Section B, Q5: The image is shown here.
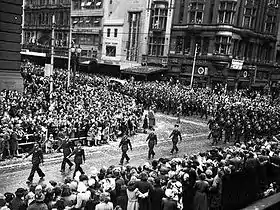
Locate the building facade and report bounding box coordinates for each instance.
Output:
[0,0,24,91]
[147,0,280,89]
[99,0,149,69]
[70,0,103,61]
[22,0,70,59]
[142,0,175,68]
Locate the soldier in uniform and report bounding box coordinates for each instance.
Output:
[146,131,157,159]
[234,121,242,144]
[24,143,45,183]
[60,137,74,173]
[119,135,132,165]
[211,123,220,145]
[224,120,232,143]
[169,124,182,154]
[68,141,85,178]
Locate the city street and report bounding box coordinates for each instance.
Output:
[0,113,211,193]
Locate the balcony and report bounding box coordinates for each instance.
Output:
[71,8,104,17]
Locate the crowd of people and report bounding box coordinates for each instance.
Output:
[0,62,143,159]
[1,62,280,210]
[1,135,280,210]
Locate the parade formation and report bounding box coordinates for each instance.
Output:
[0,62,280,210]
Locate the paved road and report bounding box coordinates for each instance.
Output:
[0,114,211,193]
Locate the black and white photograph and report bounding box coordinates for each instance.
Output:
[1,0,280,209]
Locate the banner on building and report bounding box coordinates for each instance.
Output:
[230,59,244,70]
[44,64,52,77]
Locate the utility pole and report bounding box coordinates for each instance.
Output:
[190,44,198,89]
[67,2,72,90]
[50,14,55,100]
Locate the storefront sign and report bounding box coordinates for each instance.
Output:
[230,59,244,70]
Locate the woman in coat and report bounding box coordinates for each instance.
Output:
[193,173,209,210]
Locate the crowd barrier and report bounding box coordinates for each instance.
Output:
[222,162,280,210]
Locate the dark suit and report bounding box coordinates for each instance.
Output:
[169,129,182,154]
[27,147,45,182]
[151,186,164,210]
[146,133,157,159]
[60,141,73,171]
[119,137,132,164]
[69,147,85,178]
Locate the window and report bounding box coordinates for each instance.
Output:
[148,37,165,56]
[72,16,101,27]
[73,34,99,46]
[106,46,116,57]
[74,0,103,10]
[110,0,112,4]
[188,1,204,24]
[107,28,111,37]
[150,3,168,30]
[175,36,183,54]
[114,29,118,37]
[265,15,276,33]
[202,37,209,55]
[218,1,237,24]
[179,0,185,23]
[242,8,256,28]
[215,36,232,55]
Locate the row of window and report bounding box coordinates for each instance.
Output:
[25,12,69,27]
[73,0,102,10]
[177,1,277,34]
[169,35,274,63]
[72,16,102,27]
[106,28,118,38]
[24,31,68,47]
[26,0,70,6]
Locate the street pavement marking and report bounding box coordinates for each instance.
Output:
[156,113,208,127]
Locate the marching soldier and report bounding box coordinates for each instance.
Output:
[24,142,45,184]
[146,131,157,159]
[68,141,85,178]
[60,137,74,173]
[169,124,182,154]
[119,135,132,165]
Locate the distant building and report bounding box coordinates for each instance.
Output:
[0,0,24,91]
[143,0,280,90]
[22,0,70,61]
[100,0,149,70]
[70,0,103,61]
[142,0,175,68]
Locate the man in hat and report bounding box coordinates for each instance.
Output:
[119,135,132,165]
[146,131,157,159]
[27,192,48,210]
[24,142,45,184]
[169,124,182,154]
[11,188,27,210]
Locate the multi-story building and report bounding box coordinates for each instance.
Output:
[70,0,103,61]
[142,0,175,68]
[0,0,24,91]
[23,0,70,59]
[154,0,280,90]
[99,0,149,69]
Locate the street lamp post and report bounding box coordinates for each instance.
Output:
[71,46,81,87]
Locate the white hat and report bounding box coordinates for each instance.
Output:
[165,189,174,198]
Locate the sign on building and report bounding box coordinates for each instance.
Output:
[230,59,244,70]
[44,64,52,77]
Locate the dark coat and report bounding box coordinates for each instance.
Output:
[146,133,157,148]
[150,186,164,210]
[134,180,153,210]
[61,141,72,157]
[70,147,85,164]
[161,197,178,210]
[26,147,44,165]
[169,130,182,143]
[119,137,132,152]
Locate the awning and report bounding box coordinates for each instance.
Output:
[216,31,241,40]
[121,66,168,75]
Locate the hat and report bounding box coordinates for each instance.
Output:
[35,192,45,202]
[165,189,174,198]
[15,188,26,197]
